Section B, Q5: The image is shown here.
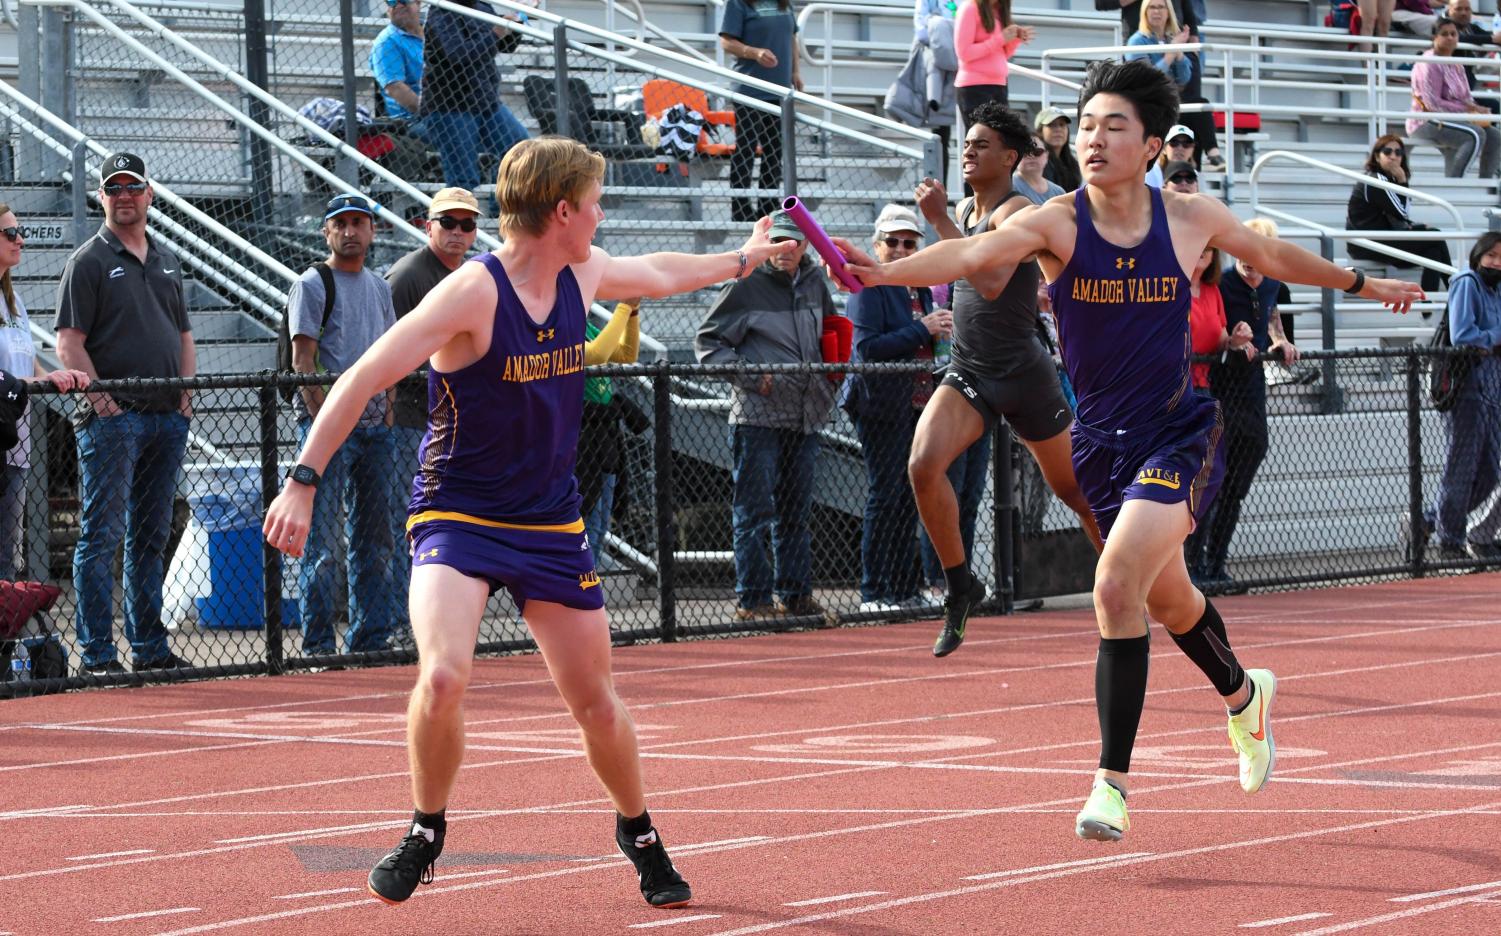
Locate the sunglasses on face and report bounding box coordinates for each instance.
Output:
[0,227,20,243]
[102,181,148,197]
[1379,146,1404,157]
[1168,175,1195,185]
[386,0,414,6]
[433,215,477,232]
[882,237,919,250]
[1168,138,1194,148]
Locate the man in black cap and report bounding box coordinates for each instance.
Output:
[1162,159,1200,195]
[56,152,195,676]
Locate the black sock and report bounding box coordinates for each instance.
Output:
[412,809,445,843]
[617,809,653,839]
[943,562,974,596]
[1096,633,1151,774]
[1168,599,1246,697]
[1227,678,1257,716]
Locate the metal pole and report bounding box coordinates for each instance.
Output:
[244,0,275,249]
[1406,350,1425,579]
[991,425,1015,615]
[70,140,89,248]
[554,24,571,139]
[781,94,798,199]
[39,8,68,186]
[17,2,41,183]
[1318,236,1342,414]
[260,381,285,675]
[338,0,359,186]
[652,365,677,642]
[23,401,49,582]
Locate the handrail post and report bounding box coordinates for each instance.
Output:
[337,0,359,186]
[17,0,43,182]
[244,0,275,252]
[1406,349,1425,579]
[70,139,89,247]
[555,23,571,139]
[1318,235,1343,414]
[652,364,677,642]
[260,379,285,675]
[1221,48,1234,205]
[991,424,1015,615]
[781,94,798,199]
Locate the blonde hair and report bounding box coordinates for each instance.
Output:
[494,137,607,239]
[1138,0,1180,39]
[1243,217,1279,239]
[0,203,14,320]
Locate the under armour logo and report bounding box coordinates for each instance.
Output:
[114,156,130,169]
[536,328,555,343]
[418,547,439,561]
[1115,257,1136,270]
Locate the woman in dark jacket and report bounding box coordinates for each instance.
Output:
[1346,134,1453,295]
[839,205,952,611]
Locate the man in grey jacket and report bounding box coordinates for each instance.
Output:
[695,211,837,623]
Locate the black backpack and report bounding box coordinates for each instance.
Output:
[276,263,334,403]
[1427,301,1478,413]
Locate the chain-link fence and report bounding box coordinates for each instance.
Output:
[2,348,1496,697]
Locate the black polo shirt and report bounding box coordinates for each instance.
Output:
[56,225,191,415]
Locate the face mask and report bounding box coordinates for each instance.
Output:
[1480,267,1501,288]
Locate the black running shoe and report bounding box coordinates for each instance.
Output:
[933,577,986,658]
[615,826,692,908]
[368,821,444,905]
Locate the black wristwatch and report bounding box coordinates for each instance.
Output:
[287,464,320,489]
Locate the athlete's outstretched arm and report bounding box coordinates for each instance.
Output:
[1203,199,1425,312]
[838,208,1050,290]
[589,216,795,299]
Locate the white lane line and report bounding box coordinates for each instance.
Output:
[784,892,886,907]
[963,853,1152,881]
[628,916,722,929]
[92,907,199,923]
[573,836,771,861]
[1241,913,1332,928]
[1390,879,1501,902]
[271,888,361,900]
[66,848,154,861]
[1295,890,1501,934]
[434,869,511,881]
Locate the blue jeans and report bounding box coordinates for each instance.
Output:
[298,421,395,655]
[389,424,426,633]
[920,429,993,585]
[0,464,24,581]
[74,411,189,666]
[1430,386,1501,547]
[412,107,529,194]
[730,425,819,608]
[854,411,921,603]
[583,472,617,568]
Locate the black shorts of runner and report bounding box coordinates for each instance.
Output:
[940,353,1073,442]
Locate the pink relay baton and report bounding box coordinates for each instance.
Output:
[781,196,863,293]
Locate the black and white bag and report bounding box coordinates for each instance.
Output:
[655,104,706,160]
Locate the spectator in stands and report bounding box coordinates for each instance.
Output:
[384,187,480,640]
[371,0,424,122]
[1446,0,1501,115]
[56,153,195,675]
[1161,158,1199,193]
[1125,0,1224,171]
[1356,0,1396,50]
[1427,231,1501,561]
[1187,243,1247,398]
[1409,19,1501,179]
[1014,131,1065,204]
[954,0,1033,132]
[1392,0,1443,37]
[719,0,802,222]
[1100,0,1198,39]
[1036,106,1082,191]
[1145,124,1198,186]
[911,0,959,183]
[1188,217,1299,592]
[579,298,647,571]
[0,204,89,581]
[1345,134,1453,295]
[695,210,836,624]
[289,193,397,658]
[418,0,529,199]
[839,204,951,612]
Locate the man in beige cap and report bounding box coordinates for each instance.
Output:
[383,186,482,638]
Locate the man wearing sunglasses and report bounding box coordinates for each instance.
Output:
[384,187,482,640]
[287,192,398,660]
[56,151,196,675]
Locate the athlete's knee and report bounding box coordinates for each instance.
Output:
[416,660,471,713]
[1093,567,1146,622]
[1147,590,1201,634]
[908,448,947,495]
[569,687,626,737]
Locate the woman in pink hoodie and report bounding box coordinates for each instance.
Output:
[953,0,1032,130]
[1408,18,1499,178]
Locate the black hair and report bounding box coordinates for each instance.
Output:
[1076,58,1181,145]
[966,101,1044,166]
[1434,16,1459,37]
[1365,133,1412,181]
[1469,231,1501,270]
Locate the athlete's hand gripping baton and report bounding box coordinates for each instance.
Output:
[781,196,863,293]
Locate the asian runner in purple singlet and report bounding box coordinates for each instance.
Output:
[264,137,797,909]
[833,59,1422,843]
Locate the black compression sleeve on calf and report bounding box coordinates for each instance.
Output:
[1096,634,1151,774]
[1168,598,1246,697]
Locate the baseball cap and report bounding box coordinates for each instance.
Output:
[101,152,147,184]
[1165,124,1196,145]
[873,203,922,236]
[766,210,805,242]
[1034,106,1071,130]
[324,192,379,221]
[429,187,483,217]
[1163,160,1198,183]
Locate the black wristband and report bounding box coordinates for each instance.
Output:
[1343,267,1365,296]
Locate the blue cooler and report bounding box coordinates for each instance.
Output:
[190,489,301,631]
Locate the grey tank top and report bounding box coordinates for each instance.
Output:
[949,191,1048,379]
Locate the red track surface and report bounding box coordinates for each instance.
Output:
[5,575,1501,935]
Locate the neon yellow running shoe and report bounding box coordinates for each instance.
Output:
[1074,779,1129,842]
[1227,668,1277,794]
